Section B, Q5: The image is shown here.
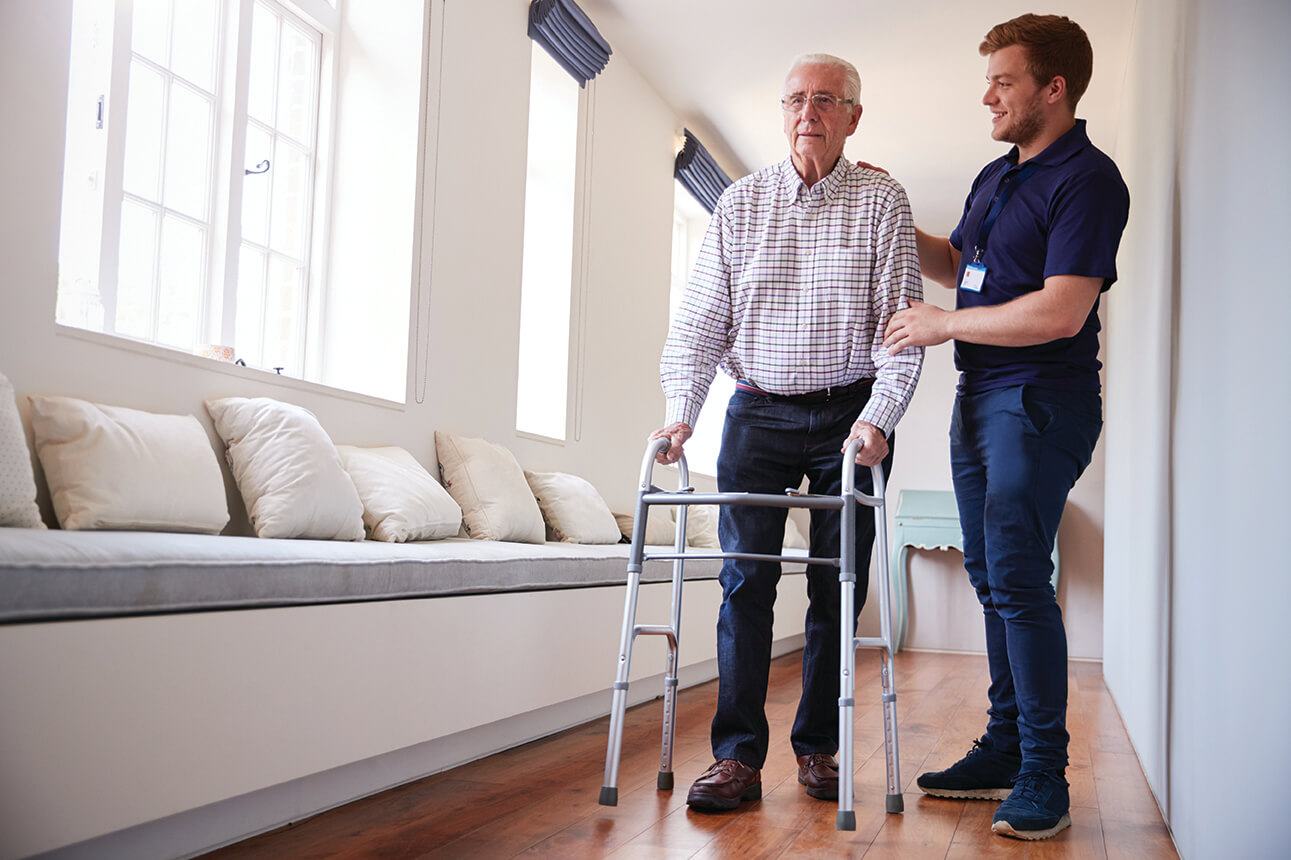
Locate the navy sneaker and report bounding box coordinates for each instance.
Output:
[916,736,1021,800]
[991,770,1072,840]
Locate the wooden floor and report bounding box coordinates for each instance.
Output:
[202,651,1177,859]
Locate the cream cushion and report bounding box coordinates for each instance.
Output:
[336,445,461,542]
[0,374,45,528]
[613,510,676,546]
[28,395,228,533]
[434,431,545,544]
[524,471,621,545]
[205,396,364,541]
[674,504,720,548]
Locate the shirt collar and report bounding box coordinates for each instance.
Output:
[1004,118,1091,169]
[779,155,851,204]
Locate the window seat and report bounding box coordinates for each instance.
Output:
[0,528,766,625]
[0,526,810,860]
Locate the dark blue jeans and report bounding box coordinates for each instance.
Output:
[950,384,1102,774]
[711,386,893,768]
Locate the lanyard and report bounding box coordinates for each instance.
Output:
[972,161,1039,263]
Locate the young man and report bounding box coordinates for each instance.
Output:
[883,14,1129,840]
[655,54,922,811]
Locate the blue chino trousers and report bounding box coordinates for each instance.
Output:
[950,384,1102,774]
[711,386,893,768]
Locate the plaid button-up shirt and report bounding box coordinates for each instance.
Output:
[661,156,924,435]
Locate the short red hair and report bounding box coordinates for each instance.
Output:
[980,14,1093,111]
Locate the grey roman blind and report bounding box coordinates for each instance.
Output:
[527,0,612,86]
[675,129,733,214]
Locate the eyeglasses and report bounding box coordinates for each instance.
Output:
[780,93,854,113]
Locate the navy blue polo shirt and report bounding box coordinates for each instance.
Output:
[948,119,1130,394]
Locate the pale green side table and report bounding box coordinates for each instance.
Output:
[890,489,1059,652]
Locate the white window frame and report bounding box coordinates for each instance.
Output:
[58,0,337,376]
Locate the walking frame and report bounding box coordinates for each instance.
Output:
[598,436,903,830]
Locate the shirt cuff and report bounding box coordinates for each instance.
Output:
[665,397,701,429]
[858,393,902,437]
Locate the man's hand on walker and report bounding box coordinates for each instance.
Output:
[843,420,888,467]
[649,422,693,465]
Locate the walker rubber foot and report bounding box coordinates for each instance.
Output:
[886,793,904,813]
[599,786,618,806]
[837,809,856,831]
[657,771,674,791]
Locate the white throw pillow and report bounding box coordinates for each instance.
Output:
[524,471,621,545]
[336,445,462,542]
[434,431,545,544]
[28,395,228,533]
[613,510,676,546]
[0,373,44,528]
[205,396,364,541]
[674,504,720,548]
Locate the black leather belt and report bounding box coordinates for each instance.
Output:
[736,378,873,405]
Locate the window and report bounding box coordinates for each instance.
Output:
[670,182,730,476]
[234,2,323,372]
[58,0,330,378]
[516,42,582,440]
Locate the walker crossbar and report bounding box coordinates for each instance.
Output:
[645,551,841,567]
[598,437,903,828]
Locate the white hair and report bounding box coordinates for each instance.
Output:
[786,53,862,103]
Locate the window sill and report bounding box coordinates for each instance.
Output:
[54,324,406,412]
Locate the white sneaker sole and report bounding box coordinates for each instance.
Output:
[918,785,1012,800]
[991,811,1072,840]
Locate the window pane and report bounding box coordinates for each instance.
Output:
[171,0,220,91]
[116,199,158,339]
[235,244,267,366]
[262,255,302,371]
[516,45,579,440]
[269,139,310,258]
[156,215,203,349]
[163,82,212,219]
[277,21,317,143]
[247,3,278,125]
[132,0,170,66]
[241,123,273,245]
[122,60,165,201]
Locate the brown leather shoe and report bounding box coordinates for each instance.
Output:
[686,759,762,811]
[797,753,840,800]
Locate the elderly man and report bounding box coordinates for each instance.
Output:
[884,14,1129,840]
[653,53,923,812]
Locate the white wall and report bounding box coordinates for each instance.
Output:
[1106,1,1291,858]
[319,0,424,400]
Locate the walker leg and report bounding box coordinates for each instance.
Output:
[657,551,685,792]
[656,653,679,791]
[837,489,858,831]
[879,648,903,812]
[600,569,644,806]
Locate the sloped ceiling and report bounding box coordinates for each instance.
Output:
[580,0,1135,232]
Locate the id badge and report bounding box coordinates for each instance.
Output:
[960,262,987,293]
